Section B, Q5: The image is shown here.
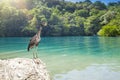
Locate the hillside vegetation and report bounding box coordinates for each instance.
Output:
[0,0,120,37]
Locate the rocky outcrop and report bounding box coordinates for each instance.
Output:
[0,58,50,80]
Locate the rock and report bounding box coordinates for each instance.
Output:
[0,58,50,80]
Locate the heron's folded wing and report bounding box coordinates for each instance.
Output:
[27,35,37,51]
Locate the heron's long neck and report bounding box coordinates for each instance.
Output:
[37,29,42,37]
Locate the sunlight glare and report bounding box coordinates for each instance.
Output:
[9,0,27,9]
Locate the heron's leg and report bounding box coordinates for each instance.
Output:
[32,47,36,59]
[35,47,38,58]
[33,52,35,59]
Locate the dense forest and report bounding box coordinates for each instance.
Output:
[0,0,120,37]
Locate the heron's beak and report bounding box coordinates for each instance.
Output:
[41,22,47,27]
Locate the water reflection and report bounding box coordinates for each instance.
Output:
[54,64,120,80]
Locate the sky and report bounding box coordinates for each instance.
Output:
[65,0,120,4]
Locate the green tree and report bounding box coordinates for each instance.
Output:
[98,14,120,37]
[74,9,89,18]
[93,1,107,10]
[100,11,116,24]
[98,25,120,37]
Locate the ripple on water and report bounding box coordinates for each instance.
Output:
[53,64,120,80]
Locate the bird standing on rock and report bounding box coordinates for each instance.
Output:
[27,22,47,58]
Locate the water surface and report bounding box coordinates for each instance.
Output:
[0,36,120,80]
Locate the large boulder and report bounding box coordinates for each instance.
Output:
[0,58,50,80]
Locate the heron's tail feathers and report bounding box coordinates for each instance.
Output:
[27,44,30,51]
[27,47,30,51]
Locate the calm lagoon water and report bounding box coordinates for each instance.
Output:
[0,36,120,80]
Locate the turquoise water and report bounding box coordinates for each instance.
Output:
[0,36,120,80]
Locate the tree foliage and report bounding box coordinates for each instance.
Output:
[0,0,120,37]
[98,13,120,37]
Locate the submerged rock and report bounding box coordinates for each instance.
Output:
[0,58,50,80]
